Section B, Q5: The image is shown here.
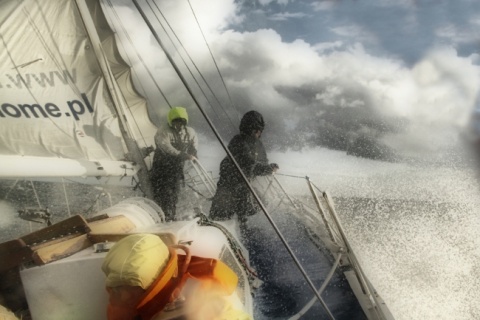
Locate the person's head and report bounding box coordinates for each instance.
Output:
[239,110,265,138]
[168,107,189,131]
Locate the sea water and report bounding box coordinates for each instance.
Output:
[1,144,479,320]
[265,147,480,320]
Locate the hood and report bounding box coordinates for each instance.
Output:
[102,234,170,289]
[239,110,265,135]
[168,107,189,126]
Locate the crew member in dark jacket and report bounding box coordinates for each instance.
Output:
[209,110,278,225]
[150,107,198,221]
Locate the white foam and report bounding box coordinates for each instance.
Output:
[199,143,480,320]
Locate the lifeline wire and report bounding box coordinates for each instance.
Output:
[132,1,335,318]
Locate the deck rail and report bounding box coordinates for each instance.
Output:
[254,174,394,320]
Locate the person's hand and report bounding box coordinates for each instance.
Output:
[270,163,279,172]
[181,152,197,161]
[141,146,154,158]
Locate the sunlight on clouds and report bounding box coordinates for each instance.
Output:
[412,47,478,127]
[380,47,480,154]
[127,0,240,60]
[215,29,328,86]
[105,5,159,64]
[162,0,239,35]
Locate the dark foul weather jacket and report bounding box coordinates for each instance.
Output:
[209,133,273,222]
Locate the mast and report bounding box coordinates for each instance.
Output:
[74,0,154,199]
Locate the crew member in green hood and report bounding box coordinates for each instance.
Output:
[209,110,279,231]
[150,107,198,221]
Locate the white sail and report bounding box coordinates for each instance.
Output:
[0,0,157,177]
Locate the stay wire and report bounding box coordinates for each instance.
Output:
[186,0,240,121]
[29,180,42,208]
[133,2,335,318]
[275,172,311,180]
[146,2,211,108]
[148,0,237,129]
[104,0,171,107]
[103,0,172,109]
[101,0,171,146]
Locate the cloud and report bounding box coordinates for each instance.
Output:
[310,2,336,12]
[382,47,480,155]
[258,0,291,5]
[109,0,480,163]
[330,25,378,46]
[269,11,309,21]
[210,25,479,159]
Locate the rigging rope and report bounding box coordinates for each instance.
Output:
[133,3,335,318]
[186,0,240,121]
[29,180,42,209]
[61,178,72,217]
[146,0,238,129]
[104,0,172,110]
[147,2,217,114]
